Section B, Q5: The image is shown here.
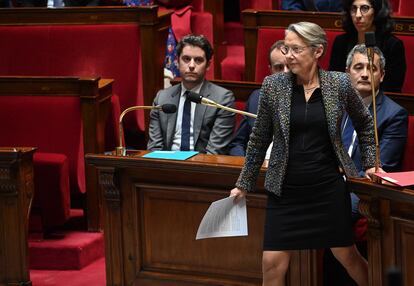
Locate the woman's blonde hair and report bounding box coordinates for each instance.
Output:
[286,22,328,57]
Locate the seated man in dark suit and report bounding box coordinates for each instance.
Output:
[147,34,235,154]
[345,44,408,174]
[229,40,288,156]
[324,44,408,286]
[344,44,408,217]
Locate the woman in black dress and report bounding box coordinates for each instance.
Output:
[231,22,377,286]
[329,0,406,92]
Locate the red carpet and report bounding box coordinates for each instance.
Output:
[29,231,104,270]
[30,257,106,286]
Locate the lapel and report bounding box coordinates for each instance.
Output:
[319,70,341,143]
[166,85,181,148]
[278,73,293,147]
[351,90,384,157]
[193,81,209,143]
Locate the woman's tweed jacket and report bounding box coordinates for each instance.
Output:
[236,69,376,196]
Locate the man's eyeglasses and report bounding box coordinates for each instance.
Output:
[350,4,372,15]
[280,45,310,56]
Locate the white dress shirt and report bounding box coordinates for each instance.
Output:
[171,82,203,151]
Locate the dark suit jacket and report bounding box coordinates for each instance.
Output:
[229,89,260,156]
[329,33,406,93]
[236,70,376,196]
[347,91,408,175]
[147,81,235,155]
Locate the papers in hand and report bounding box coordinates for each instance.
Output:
[196,196,248,240]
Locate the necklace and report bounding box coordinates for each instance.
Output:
[304,85,318,92]
[303,77,320,93]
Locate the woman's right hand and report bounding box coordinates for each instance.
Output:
[230,187,247,204]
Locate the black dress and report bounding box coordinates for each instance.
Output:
[263,85,353,250]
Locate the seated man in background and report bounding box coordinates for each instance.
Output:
[229,40,288,156]
[147,34,235,154]
[344,44,408,218]
[324,44,408,286]
[344,44,408,177]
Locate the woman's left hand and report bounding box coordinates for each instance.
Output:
[365,166,385,180]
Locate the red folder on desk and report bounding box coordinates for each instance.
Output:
[374,171,414,187]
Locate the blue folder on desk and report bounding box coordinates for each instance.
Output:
[142,151,199,161]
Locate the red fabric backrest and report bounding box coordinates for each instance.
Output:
[191,11,214,79]
[397,35,414,93]
[0,95,85,194]
[255,28,285,82]
[397,0,414,16]
[389,0,400,14]
[402,115,414,171]
[190,0,202,11]
[255,28,341,82]
[0,24,143,131]
[321,30,342,71]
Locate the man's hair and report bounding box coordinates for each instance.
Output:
[176,34,214,62]
[286,22,327,57]
[268,40,284,65]
[346,44,386,71]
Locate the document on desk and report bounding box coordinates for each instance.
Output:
[196,196,248,240]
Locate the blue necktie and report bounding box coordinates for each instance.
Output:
[342,114,355,153]
[180,92,191,151]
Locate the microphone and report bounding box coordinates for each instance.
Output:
[116,104,177,156]
[186,91,257,119]
[364,32,380,173]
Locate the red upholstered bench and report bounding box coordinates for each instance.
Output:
[0,24,141,138]
[0,95,85,231]
[0,7,171,144]
[33,153,71,230]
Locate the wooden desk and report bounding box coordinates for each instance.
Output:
[0,147,36,286]
[348,178,414,286]
[86,152,321,286]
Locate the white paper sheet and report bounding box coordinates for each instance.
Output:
[196,196,248,240]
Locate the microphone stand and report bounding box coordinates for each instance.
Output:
[202,98,257,118]
[366,46,380,173]
[116,106,155,156]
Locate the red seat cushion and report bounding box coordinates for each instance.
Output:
[0,95,85,194]
[0,24,143,131]
[33,152,71,228]
[353,217,367,242]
